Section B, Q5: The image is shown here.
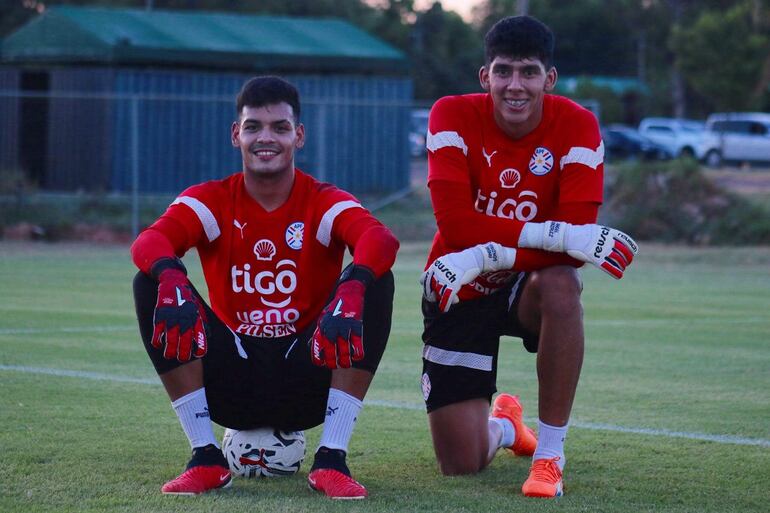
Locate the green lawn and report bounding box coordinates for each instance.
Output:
[1,242,768,512]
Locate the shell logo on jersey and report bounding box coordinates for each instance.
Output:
[253,239,276,261]
[499,168,521,189]
[529,147,554,176]
[285,222,304,250]
[474,189,539,222]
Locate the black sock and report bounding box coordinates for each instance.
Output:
[188,444,227,469]
[310,446,351,476]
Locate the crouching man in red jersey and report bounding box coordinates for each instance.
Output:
[419,16,638,498]
[131,76,398,499]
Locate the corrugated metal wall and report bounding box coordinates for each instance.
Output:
[46,69,115,191]
[1,67,411,195]
[0,68,20,174]
[109,69,411,194]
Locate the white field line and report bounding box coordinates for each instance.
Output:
[1,364,769,449]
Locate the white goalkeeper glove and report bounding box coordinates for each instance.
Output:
[421,242,517,313]
[519,221,638,279]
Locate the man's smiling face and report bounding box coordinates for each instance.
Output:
[231,102,305,179]
[479,55,557,138]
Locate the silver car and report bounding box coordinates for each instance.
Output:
[703,112,770,167]
[638,117,714,160]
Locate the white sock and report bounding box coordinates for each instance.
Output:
[488,417,516,448]
[318,388,363,453]
[533,419,568,470]
[171,388,218,449]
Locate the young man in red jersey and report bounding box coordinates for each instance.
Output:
[419,16,638,498]
[131,76,399,499]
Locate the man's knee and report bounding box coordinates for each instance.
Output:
[437,455,486,476]
[352,271,394,373]
[529,266,582,296]
[528,266,582,310]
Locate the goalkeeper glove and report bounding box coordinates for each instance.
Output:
[519,221,638,279]
[150,258,208,362]
[311,265,373,369]
[420,242,517,313]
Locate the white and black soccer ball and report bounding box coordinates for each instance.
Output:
[222,427,305,478]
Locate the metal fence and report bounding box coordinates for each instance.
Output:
[0,84,419,235]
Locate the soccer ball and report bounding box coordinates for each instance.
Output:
[222,427,306,478]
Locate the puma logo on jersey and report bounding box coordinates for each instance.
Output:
[483,147,498,167]
[233,219,247,239]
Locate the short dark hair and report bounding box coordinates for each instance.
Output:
[484,16,555,69]
[236,76,301,121]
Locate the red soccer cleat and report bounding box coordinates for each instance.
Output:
[161,464,232,495]
[491,393,538,457]
[308,468,368,500]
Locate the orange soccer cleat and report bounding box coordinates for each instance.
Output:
[522,457,564,498]
[491,393,537,457]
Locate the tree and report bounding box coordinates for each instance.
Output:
[410,2,483,100]
[670,1,770,111]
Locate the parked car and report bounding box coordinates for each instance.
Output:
[409,108,430,158]
[638,117,715,160]
[703,112,770,167]
[602,124,674,162]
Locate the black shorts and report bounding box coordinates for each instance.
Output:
[133,268,394,432]
[420,273,538,413]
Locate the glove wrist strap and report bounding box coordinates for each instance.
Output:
[149,257,187,281]
[339,264,375,288]
[480,242,517,271]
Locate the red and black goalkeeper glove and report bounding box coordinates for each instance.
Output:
[311,266,374,369]
[150,258,207,362]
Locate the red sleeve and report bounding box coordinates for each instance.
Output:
[130,184,213,274]
[429,180,527,248]
[313,183,399,278]
[329,207,398,278]
[130,216,200,274]
[426,96,477,185]
[557,106,605,204]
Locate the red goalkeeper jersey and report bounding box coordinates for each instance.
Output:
[137,170,396,338]
[425,93,604,294]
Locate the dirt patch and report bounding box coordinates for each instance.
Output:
[703,168,770,196]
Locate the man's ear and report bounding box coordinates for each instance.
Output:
[479,66,491,91]
[295,123,305,149]
[544,67,558,92]
[231,121,240,147]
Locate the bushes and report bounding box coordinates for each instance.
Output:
[0,192,173,242]
[601,159,770,245]
[2,160,770,245]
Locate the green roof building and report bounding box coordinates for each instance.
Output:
[1,6,411,194]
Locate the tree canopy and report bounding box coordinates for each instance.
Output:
[2,0,768,114]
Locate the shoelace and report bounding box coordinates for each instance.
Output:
[529,457,562,482]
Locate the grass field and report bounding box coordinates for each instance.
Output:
[1,241,769,512]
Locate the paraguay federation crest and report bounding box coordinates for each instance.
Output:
[285,221,304,250]
[529,146,554,176]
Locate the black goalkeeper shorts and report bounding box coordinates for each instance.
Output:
[133,268,394,432]
[420,272,539,413]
